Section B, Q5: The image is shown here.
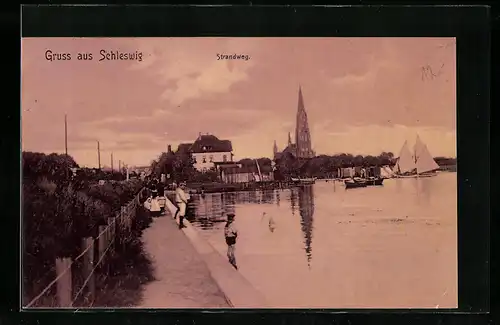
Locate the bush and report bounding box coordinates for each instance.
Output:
[22,152,145,301]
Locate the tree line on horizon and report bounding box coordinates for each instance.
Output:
[149,148,456,182]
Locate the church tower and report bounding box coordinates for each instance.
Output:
[273,140,278,158]
[295,86,314,159]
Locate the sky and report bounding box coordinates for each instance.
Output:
[21,37,456,167]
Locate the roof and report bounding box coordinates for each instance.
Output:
[275,144,297,160]
[191,135,232,153]
[283,144,297,154]
[222,165,273,175]
[178,134,233,153]
[177,143,192,153]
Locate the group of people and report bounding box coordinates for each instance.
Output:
[142,177,241,269]
[143,179,189,229]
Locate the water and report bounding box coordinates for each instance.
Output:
[186,173,457,308]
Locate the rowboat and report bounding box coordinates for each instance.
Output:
[344,179,367,189]
[366,177,384,186]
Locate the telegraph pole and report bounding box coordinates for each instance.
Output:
[64,114,68,156]
[97,141,101,170]
[111,153,114,171]
[119,160,121,173]
[64,114,69,180]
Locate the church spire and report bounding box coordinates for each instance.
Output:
[273,140,278,156]
[295,85,313,158]
[288,131,292,146]
[298,85,305,113]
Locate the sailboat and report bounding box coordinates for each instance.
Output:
[413,135,440,177]
[393,136,440,178]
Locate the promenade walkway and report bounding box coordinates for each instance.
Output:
[139,196,269,308]
[139,212,230,308]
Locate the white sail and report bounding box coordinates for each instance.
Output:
[380,165,394,178]
[413,135,440,174]
[395,140,417,174]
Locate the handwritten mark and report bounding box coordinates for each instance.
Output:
[421,64,445,81]
[437,40,456,49]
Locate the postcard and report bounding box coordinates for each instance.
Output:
[21,37,457,309]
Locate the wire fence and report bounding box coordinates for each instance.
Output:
[24,187,146,308]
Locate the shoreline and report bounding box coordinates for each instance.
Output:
[157,170,457,195]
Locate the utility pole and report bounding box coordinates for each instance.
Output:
[64,114,69,180]
[119,160,121,173]
[111,153,114,172]
[64,114,68,156]
[97,141,101,170]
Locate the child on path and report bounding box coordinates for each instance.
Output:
[224,213,238,269]
[144,190,161,218]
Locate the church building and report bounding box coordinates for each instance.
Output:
[274,86,315,160]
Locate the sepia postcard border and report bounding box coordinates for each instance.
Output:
[10,4,492,325]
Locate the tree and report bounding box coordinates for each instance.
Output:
[353,155,364,167]
[22,152,78,186]
[274,152,301,180]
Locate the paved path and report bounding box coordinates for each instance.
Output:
[139,211,230,308]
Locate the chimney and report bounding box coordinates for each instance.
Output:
[167,145,172,153]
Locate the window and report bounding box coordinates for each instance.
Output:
[202,156,206,163]
[223,155,227,162]
[209,155,213,162]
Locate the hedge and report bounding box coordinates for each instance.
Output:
[22,152,145,300]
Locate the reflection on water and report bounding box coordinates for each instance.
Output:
[297,186,314,267]
[189,185,317,266]
[187,173,457,308]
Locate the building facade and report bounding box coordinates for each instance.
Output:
[274,86,315,160]
[177,133,233,172]
[220,165,274,183]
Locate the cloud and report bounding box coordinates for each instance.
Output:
[129,38,256,106]
[21,37,456,167]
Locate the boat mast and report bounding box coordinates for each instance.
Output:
[414,138,419,177]
[255,159,263,181]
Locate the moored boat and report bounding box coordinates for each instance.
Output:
[344,178,367,189]
[291,177,317,184]
[365,177,384,186]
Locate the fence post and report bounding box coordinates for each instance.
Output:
[55,257,72,307]
[98,225,107,263]
[81,237,95,305]
[107,217,115,254]
[120,206,127,233]
[114,212,121,253]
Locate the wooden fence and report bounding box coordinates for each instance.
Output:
[24,187,146,308]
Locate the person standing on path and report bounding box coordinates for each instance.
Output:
[224,213,238,269]
[175,182,189,229]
